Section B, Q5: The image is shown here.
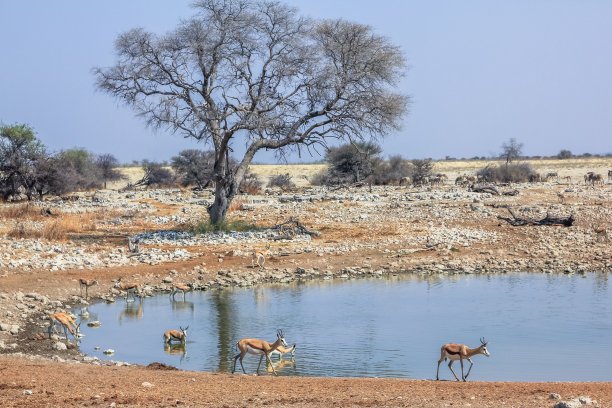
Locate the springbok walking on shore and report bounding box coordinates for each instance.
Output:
[436,338,490,381]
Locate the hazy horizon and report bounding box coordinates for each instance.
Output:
[1,1,611,163]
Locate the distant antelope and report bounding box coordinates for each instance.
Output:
[557,192,565,204]
[584,172,595,185]
[252,245,270,268]
[163,326,189,344]
[170,283,194,300]
[127,238,140,255]
[563,176,571,184]
[608,170,612,181]
[590,173,604,186]
[545,172,558,182]
[114,277,142,301]
[233,329,289,376]
[592,224,609,242]
[436,337,490,382]
[78,278,98,299]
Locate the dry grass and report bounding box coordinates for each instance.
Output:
[0,204,123,241]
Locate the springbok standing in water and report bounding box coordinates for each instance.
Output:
[233,329,288,376]
[436,337,490,381]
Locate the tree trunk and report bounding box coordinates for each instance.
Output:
[207,174,238,224]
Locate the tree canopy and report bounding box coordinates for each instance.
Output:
[94,0,408,223]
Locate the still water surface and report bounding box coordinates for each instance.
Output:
[76,273,612,381]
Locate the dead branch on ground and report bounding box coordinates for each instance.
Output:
[270,217,320,240]
[497,207,575,227]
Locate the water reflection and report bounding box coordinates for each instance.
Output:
[119,300,143,323]
[164,342,187,363]
[171,298,195,315]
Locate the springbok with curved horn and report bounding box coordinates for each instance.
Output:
[170,283,194,300]
[233,329,288,376]
[79,278,98,299]
[436,337,490,381]
[163,326,189,344]
[114,277,142,301]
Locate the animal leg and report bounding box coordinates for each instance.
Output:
[464,358,474,379]
[448,360,460,381]
[436,358,444,380]
[266,353,278,376]
[460,358,466,382]
[257,354,263,375]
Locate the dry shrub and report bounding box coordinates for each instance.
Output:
[6,212,98,241]
[0,203,46,221]
[227,199,245,214]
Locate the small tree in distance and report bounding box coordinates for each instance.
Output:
[96,153,124,188]
[500,138,524,165]
[411,159,434,185]
[557,149,573,160]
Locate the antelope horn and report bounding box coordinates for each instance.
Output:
[480,337,486,345]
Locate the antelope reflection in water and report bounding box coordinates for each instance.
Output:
[170,298,194,316]
[164,342,187,363]
[265,358,295,374]
[118,300,143,323]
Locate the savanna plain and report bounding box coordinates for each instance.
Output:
[0,158,611,408]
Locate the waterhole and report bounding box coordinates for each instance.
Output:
[76,272,612,380]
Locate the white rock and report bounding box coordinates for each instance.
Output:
[53,342,67,351]
[141,382,153,387]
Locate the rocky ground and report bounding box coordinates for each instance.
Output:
[0,172,610,407]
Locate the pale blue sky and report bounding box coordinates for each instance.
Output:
[1,1,611,163]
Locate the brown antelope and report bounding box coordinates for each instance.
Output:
[584,172,595,185]
[48,312,81,341]
[557,192,565,204]
[114,277,142,301]
[436,337,490,382]
[252,250,266,268]
[270,343,296,359]
[79,278,98,299]
[233,329,289,376]
[170,283,194,300]
[163,326,188,343]
[592,224,609,242]
[563,175,571,184]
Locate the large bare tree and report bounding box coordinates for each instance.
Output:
[94,0,408,223]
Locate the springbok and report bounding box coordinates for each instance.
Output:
[163,326,189,344]
[436,337,490,381]
[270,343,296,359]
[233,329,289,376]
[252,250,266,268]
[79,278,98,299]
[170,283,194,300]
[48,312,81,341]
[608,170,612,181]
[114,277,143,301]
[592,224,609,243]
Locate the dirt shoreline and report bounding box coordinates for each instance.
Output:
[1,162,611,407]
